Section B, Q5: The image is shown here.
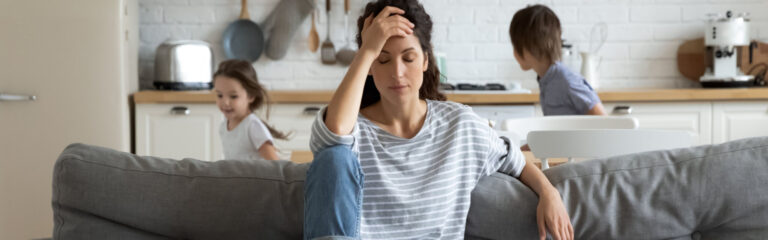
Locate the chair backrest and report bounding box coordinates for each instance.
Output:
[499,116,639,146]
[527,129,693,169]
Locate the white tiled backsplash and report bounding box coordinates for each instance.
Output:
[139,0,768,91]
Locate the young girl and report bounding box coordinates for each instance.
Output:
[213,60,289,161]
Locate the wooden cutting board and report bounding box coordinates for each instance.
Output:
[677,38,768,82]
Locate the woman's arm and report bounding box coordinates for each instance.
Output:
[324,7,414,135]
[518,161,574,240]
[258,142,280,160]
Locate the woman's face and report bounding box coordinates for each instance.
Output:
[370,34,428,104]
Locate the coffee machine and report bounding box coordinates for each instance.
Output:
[700,11,755,88]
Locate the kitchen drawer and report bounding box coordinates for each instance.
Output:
[135,104,225,161]
[256,103,326,151]
[604,102,712,145]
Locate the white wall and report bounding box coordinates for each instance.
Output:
[138,0,768,91]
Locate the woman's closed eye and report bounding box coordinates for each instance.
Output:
[377,56,415,64]
[377,57,391,64]
[403,52,417,62]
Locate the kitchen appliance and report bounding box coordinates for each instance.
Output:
[1,0,137,238]
[154,40,214,90]
[700,10,755,87]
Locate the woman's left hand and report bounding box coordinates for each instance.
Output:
[536,190,573,240]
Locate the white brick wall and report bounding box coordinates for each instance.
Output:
[139,0,768,90]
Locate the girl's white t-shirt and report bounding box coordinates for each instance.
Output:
[219,113,274,160]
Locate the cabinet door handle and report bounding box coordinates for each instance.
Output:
[303,106,321,116]
[0,93,36,102]
[170,106,190,115]
[612,106,632,115]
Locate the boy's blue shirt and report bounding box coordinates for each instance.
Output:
[538,61,602,115]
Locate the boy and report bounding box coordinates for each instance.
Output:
[509,5,605,115]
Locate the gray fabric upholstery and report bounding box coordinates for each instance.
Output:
[53,144,307,239]
[467,136,768,240]
[52,137,768,239]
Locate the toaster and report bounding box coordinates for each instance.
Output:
[154,40,214,90]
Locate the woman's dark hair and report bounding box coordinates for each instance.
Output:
[356,0,446,109]
[509,4,562,64]
[213,60,290,140]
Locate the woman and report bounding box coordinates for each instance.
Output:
[304,1,573,239]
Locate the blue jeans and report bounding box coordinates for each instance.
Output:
[303,146,364,240]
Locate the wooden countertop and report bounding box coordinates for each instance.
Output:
[133,88,768,104]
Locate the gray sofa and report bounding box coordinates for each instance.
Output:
[52,137,768,239]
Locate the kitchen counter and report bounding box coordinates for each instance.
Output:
[134,88,768,104]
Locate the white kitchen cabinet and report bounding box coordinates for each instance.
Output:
[135,99,765,162]
[136,104,224,161]
[255,103,326,152]
[135,103,322,162]
[713,101,768,144]
[603,102,712,145]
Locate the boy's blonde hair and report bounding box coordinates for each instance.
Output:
[509,4,561,64]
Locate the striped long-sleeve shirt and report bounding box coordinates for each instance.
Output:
[310,100,526,239]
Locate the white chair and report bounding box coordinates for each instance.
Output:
[499,116,639,147]
[527,129,693,169]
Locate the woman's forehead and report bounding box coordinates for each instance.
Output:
[381,34,422,54]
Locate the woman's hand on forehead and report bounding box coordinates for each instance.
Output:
[360,6,415,54]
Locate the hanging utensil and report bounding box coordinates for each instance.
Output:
[222,0,265,62]
[336,0,356,65]
[589,22,607,54]
[308,8,319,52]
[320,0,336,64]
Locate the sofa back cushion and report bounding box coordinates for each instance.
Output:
[53,144,308,239]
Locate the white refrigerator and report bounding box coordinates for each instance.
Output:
[0,0,137,238]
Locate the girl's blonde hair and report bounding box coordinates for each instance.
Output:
[213,60,290,140]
